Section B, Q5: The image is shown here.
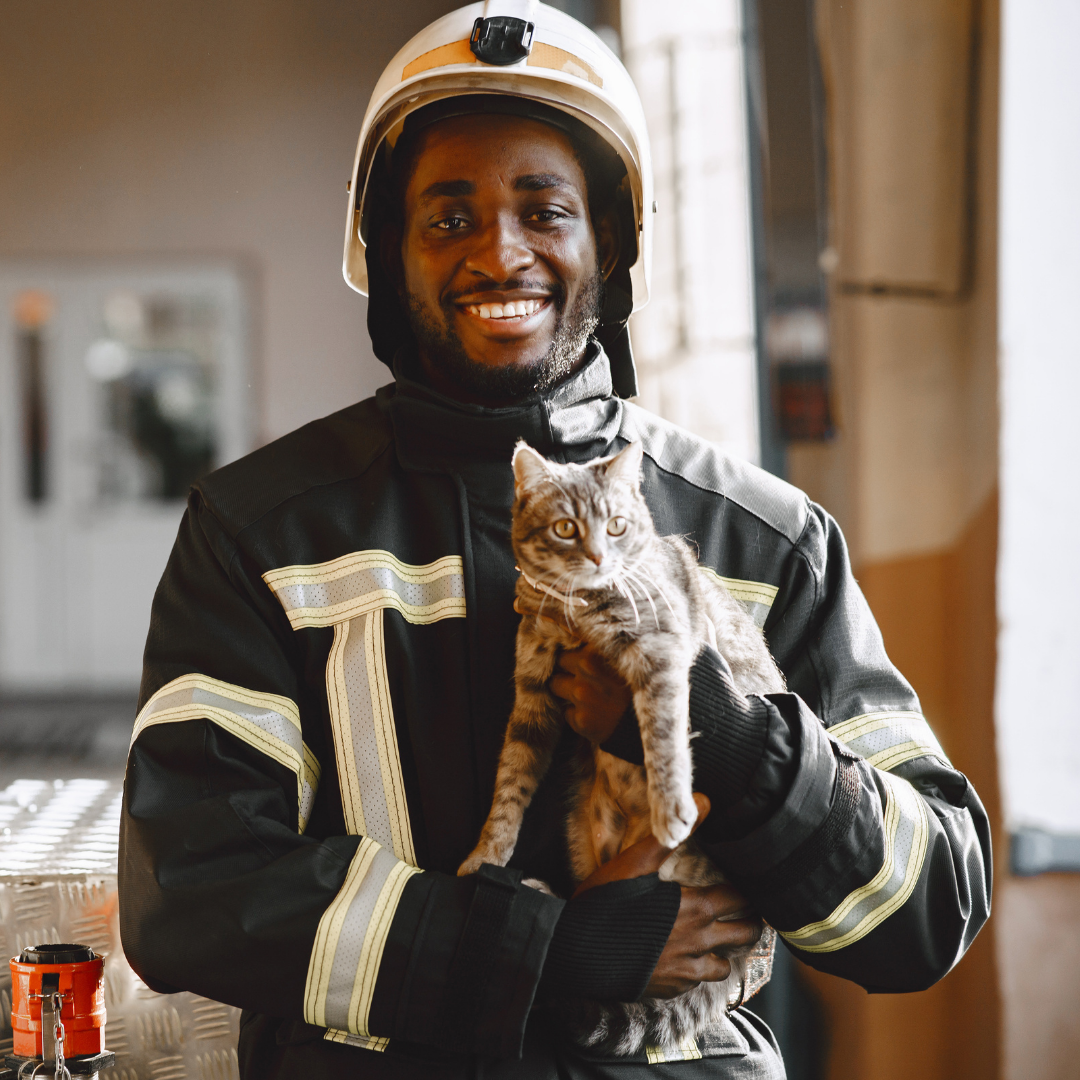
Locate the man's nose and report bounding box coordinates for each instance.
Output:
[464,214,535,281]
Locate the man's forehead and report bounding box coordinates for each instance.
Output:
[407,113,585,193]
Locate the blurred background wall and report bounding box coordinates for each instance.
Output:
[1,2,1078,1079]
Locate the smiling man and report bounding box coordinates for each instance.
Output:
[391,109,619,404]
[118,5,992,1079]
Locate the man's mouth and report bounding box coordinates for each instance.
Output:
[462,298,548,321]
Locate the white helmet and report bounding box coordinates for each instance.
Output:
[344,1,654,395]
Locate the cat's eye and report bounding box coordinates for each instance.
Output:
[607,517,628,536]
[553,519,578,539]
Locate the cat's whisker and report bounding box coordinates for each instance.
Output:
[613,573,641,625]
[613,574,640,625]
[633,563,677,619]
[623,567,661,628]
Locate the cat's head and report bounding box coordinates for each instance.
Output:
[510,440,652,592]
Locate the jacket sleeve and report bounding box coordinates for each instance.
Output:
[118,493,562,1059]
[691,503,991,991]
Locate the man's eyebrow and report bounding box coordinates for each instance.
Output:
[514,173,573,193]
[418,180,475,204]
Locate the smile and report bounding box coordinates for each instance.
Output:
[462,298,548,320]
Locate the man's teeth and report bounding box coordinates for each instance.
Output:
[465,299,545,320]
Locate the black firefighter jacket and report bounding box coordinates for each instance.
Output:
[118,346,991,1079]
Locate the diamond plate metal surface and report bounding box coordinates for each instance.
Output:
[0,779,241,1080]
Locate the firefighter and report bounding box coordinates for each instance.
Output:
[118,3,992,1077]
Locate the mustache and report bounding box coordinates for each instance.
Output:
[441,279,567,306]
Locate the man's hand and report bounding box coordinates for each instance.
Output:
[550,644,632,743]
[574,793,764,999]
[515,596,633,743]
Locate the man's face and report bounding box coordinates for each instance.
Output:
[394,113,616,403]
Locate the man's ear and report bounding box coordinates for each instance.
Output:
[512,441,555,494]
[604,440,643,488]
[596,206,622,281]
[380,220,405,297]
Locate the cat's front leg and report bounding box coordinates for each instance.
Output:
[619,650,698,849]
[457,681,564,875]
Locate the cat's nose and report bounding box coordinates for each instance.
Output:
[585,547,605,566]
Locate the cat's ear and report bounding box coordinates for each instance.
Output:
[605,440,644,488]
[512,441,554,494]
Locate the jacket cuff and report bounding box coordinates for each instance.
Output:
[537,874,681,1002]
[687,646,772,813]
[369,865,563,1058]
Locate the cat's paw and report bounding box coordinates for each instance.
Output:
[651,792,699,849]
[457,851,488,876]
[521,877,558,896]
[457,843,511,876]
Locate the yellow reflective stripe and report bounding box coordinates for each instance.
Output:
[263,550,466,630]
[131,674,320,833]
[698,568,779,629]
[830,711,950,770]
[265,550,456,865]
[304,838,420,1037]
[323,1029,389,1052]
[326,611,415,863]
[369,609,414,865]
[328,619,365,838]
[645,1039,703,1063]
[780,772,929,953]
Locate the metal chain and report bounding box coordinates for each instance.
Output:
[20,992,72,1080]
[50,992,68,1080]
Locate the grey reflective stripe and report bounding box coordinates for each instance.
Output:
[322,844,400,1031]
[263,551,465,865]
[780,771,929,953]
[303,837,420,1037]
[698,567,779,629]
[335,611,396,854]
[262,550,466,630]
[274,565,464,621]
[829,711,949,771]
[130,674,320,833]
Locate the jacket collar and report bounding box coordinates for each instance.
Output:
[381,339,623,472]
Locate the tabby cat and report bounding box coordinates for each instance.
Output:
[458,440,785,1054]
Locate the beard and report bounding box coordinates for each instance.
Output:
[404,266,604,401]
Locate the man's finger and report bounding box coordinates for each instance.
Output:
[684,915,764,958]
[681,882,755,923]
[571,794,711,898]
[549,673,580,704]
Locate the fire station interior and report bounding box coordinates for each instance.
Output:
[1,2,1077,1079]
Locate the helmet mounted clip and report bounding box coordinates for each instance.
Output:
[470,16,535,65]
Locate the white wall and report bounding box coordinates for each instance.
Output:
[0,0,459,446]
[997,0,1080,833]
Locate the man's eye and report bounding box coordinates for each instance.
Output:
[607,517,627,536]
[435,216,469,230]
[530,208,567,224]
[553,519,577,539]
